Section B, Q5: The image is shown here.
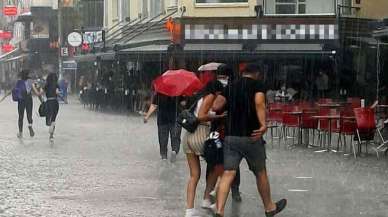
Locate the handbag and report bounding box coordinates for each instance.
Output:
[177,94,203,133]
[38,101,47,117]
[203,131,224,165]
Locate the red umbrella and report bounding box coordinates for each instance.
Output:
[153,69,203,96]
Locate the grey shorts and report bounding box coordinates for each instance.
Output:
[223,136,267,175]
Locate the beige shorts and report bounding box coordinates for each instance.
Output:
[182,125,210,155]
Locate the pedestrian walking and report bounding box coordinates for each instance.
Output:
[212,63,287,217]
[12,70,40,138]
[41,73,60,143]
[144,93,183,162]
[182,79,225,217]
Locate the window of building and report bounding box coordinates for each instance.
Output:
[119,0,130,22]
[140,0,148,18]
[150,0,163,17]
[196,0,248,3]
[265,0,335,15]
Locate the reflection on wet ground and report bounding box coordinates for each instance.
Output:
[0,98,388,217]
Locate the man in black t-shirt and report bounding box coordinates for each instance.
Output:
[144,93,182,162]
[212,63,287,217]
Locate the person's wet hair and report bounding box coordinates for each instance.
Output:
[46,73,58,86]
[217,64,233,77]
[20,69,30,80]
[244,63,263,75]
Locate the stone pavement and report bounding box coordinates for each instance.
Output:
[0,96,388,217]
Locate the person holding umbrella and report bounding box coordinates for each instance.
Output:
[144,69,202,162]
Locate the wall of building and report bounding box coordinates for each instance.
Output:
[355,0,388,19]
[180,0,259,17]
[31,0,56,8]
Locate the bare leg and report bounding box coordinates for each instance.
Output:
[216,170,236,215]
[256,169,276,212]
[204,165,220,200]
[186,153,201,209]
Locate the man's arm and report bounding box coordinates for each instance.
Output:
[251,92,267,140]
[144,104,157,123]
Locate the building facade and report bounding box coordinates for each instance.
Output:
[71,0,388,101]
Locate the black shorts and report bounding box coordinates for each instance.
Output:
[223,136,267,176]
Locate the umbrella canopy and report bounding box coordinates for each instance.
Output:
[198,62,225,71]
[153,69,203,97]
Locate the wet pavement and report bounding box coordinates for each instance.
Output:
[1,96,388,217]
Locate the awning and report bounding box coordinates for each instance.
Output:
[347,36,388,46]
[4,53,29,62]
[73,52,115,63]
[119,44,169,53]
[0,48,19,61]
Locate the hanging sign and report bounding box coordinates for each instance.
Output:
[2,44,14,53]
[0,31,12,39]
[3,6,18,16]
[67,32,83,47]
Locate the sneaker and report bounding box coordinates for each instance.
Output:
[201,199,213,209]
[231,188,242,202]
[17,132,23,139]
[265,199,287,217]
[28,127,35,138]
[185,208,202,217]
[49,133,54,142]
[170,151,177,163]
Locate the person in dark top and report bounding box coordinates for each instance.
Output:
[15,69,40,138]
[43,73,60,143]
[212,63,287,217]
[144,93,182,162]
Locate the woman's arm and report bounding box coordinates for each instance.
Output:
[32,83,43,96]
[197,94,225,123]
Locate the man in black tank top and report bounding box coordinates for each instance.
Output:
[212,63,287,217]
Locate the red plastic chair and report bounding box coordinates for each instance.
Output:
[282,105,301,146]
[300,108,318,147]
[347,97,361,108]
[338,109,357,154]
[267,103,284,146]
[353,108,377,159]
[317,98,333,104]
[316,108,340,149]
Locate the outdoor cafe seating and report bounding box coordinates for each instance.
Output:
[266,98,388,159]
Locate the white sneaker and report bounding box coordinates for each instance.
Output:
[209,204,217,213]
[201,199,214,209]
[17,132,23,139]
[185,209,202,217]
[170,151,177,163]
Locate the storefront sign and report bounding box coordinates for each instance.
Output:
[2,44,14,53]
[0,31,12,39]
[61,47,69,57]
[67,32,82,47]
[62,60,77,70]
[82,31,104,44]
[32,19,49,39]
[185,23,338,41]
[3,6,17,16]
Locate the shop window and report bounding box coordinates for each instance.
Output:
[196,0,248,3]
[265,0,335,15]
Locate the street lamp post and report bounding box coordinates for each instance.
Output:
[58,0,63,76]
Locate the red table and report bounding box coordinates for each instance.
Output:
[313,115,340,153]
